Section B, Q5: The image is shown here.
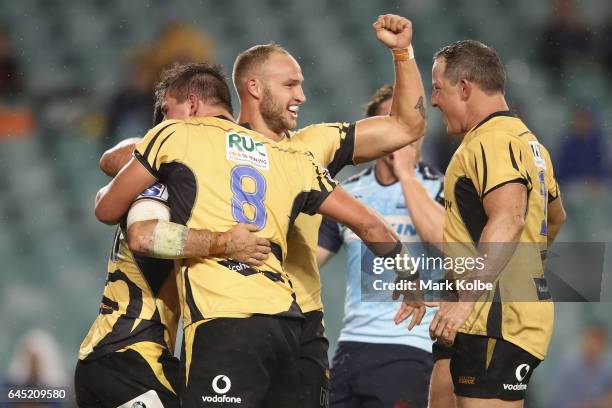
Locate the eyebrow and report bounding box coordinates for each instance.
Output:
[283,78,302,85]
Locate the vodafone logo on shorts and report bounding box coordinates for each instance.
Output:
[503,363,531,391]
[202,374,242,404]
[515,364,530,382]
[212,375,231,394]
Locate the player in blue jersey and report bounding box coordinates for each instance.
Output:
[317,85,446,408]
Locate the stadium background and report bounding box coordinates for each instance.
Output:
[0,0,610,406]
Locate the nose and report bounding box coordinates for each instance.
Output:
[430,92,438,108]
[295,86,306,104]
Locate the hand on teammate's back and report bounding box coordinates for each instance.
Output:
[223,223,271,267]
[373,14,413,49]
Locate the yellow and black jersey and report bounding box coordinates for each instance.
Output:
[134,117,337,326]
[79,183,180,361]
[443,111,561,360]
[276,122,356,313]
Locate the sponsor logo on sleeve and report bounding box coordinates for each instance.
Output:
[138,182,168,201]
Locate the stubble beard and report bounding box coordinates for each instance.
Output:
[260,87,294,134]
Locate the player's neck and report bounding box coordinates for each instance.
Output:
[375,160,397,186]
[465,93,509,132]
[195,105,235,121]
[238,105,285,142]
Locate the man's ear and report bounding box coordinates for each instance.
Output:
[187,94,199,116]
[459,79,471,101]
[246,78,262,100]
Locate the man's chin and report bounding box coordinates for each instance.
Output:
[284,118,298,131]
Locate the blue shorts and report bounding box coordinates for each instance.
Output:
[330,341,433,408]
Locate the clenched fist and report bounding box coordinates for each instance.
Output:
[373,14,413,49]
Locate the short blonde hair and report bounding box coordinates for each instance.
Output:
[232,43,289,90]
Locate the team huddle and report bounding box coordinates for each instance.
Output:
[74,13,566,408]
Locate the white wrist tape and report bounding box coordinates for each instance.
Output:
[152,220,188,259]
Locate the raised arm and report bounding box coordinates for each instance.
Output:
[353,14,426,163]
[99,138,140,177]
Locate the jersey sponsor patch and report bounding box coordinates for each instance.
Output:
[226,131,270,170]
[528,141,547,170]
[137,182,169,202]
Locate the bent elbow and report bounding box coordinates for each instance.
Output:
[397,116,426,145]
[412,119,426,142]
[94,200,119,225]
[95,207,115,225]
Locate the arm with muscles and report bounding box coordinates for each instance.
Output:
[125,195,270,266]
[392,145,444,249]
[427,183,528,345]
[352,14,426,163]
[128,221,271,266]
[317,187,426,330]
[99,138,141,177]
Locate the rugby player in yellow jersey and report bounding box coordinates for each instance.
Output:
[232,14,426,405]
[94,62,425,408]
[404,40,567,407]
[98,14,426,407]
[75,95,271,407]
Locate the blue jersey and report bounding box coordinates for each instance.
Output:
[319,163,444,353]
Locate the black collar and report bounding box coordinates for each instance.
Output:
[214,114,234,122]
[472,110,516,132]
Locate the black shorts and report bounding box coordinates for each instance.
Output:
[297,310,330,408]
[181,315,303,408]
[450,333,541,401]
[330,341,433,408]
[74,346,180,407]
[432,340,455,363]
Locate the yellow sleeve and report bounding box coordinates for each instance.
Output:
[299,152,338,215]
[294,122,355,177]
[133,120,187,178]
[541,145,560,202]
[464,132,531,198]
